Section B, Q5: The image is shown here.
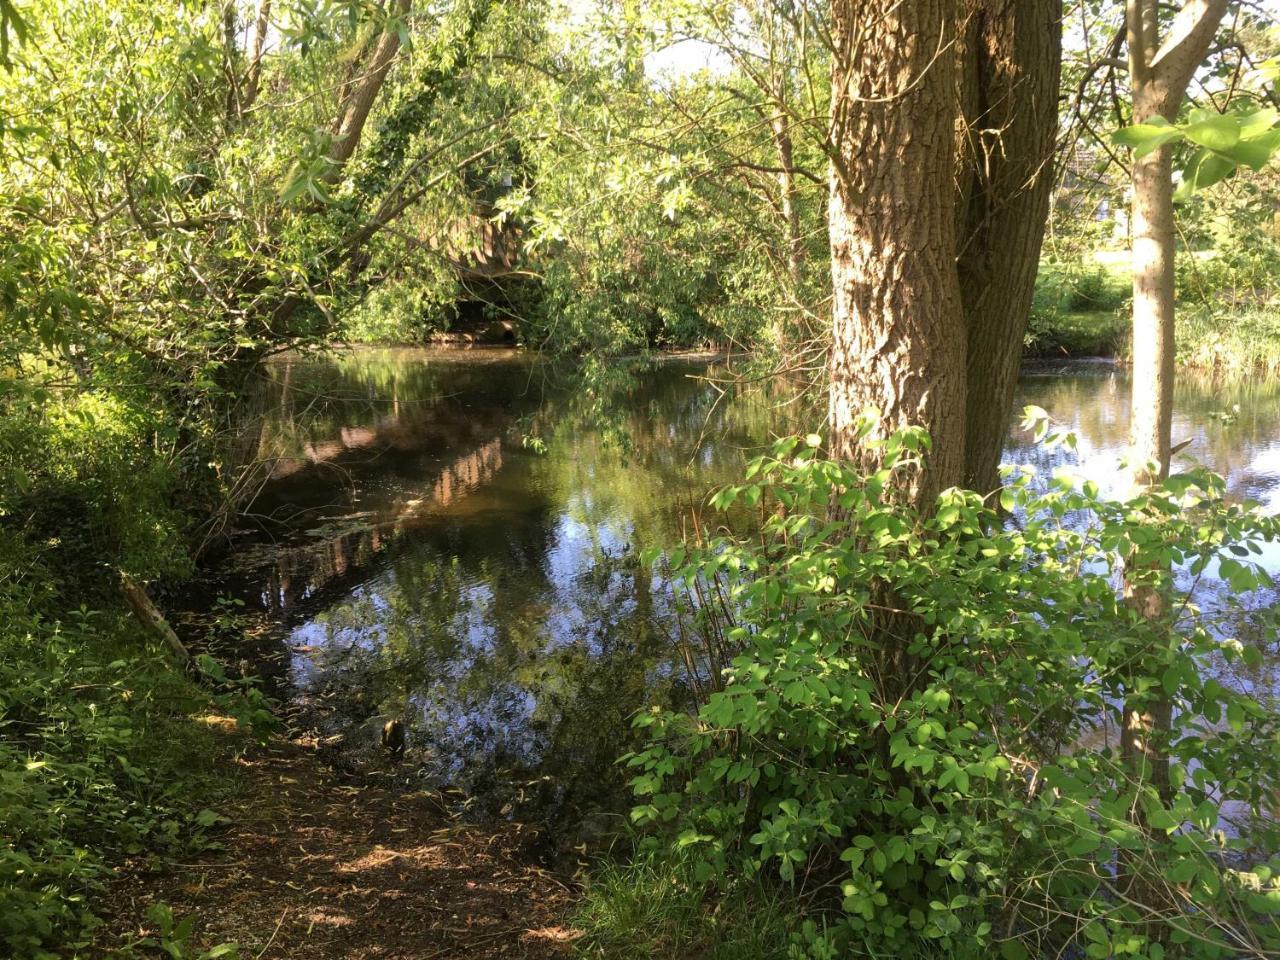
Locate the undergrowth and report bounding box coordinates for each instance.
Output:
[572,844,812,960]
[0,380,267,957]
[582,423,1280,959]
[0,562,263,958]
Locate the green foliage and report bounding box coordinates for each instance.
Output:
[339,274,456,344]
[1113,107,1280,200]
[1026,260,1129,355]
[573,843,823,960]
[114,902,240,959]
[0,576,245,957]
[1178,305,1280,376]
[0,381,195,588]
[623,422,1280,958]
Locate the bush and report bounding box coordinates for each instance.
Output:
[1026,261,1130,356]
[339,272,459,345]
[623,420,1280,958]
[0,519,270,956]
[0,590,237,956]
[1024,259,1126,358]
[0,383,193,589]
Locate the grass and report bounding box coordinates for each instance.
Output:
[1178,304,1280,376]
[571,846,809,960]
[572,844,1003,960]
[1025,256,1131,358]
[1025,307,1129,358]
[1026,250,1280,371]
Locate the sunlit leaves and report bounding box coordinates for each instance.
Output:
[1111,107,1280,201]
[629,423,1280,956]
[0,0,27,69]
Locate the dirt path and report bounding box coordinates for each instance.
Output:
[101,736,580,959]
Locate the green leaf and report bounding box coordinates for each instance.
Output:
[1175,150,1236,200]
[1237,108,1279,140]
[1183,114,1240,152]
[1221,129,1280,171]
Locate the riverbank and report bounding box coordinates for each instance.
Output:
[1025,301,1280,372]
[1023,250,1280,370]
[97,731,579,959]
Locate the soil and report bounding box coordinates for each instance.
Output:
[99,733,580,959]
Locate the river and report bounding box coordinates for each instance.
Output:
[180,348,1280,846]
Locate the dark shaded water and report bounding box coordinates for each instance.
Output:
[188,350,1280,834]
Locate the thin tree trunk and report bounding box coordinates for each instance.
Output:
[770,109,803,288]
[121,574,191,666]
[1118,0,1230,928]
[767,105,804,349]
[241,0,272,116]
[1127,121,1176,485]
[222,2,241,124]
[956,0,1061,496]
[827,0,967,508]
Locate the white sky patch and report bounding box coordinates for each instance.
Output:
[645,38,734,81]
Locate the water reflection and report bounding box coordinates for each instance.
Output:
[205,349,791,832]
[199,351,1280,833]
[1011,361,1280,507]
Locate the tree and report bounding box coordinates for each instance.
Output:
[1108,0,1280,927]
[956,0,1063,494]
[1124,0,1231,488]
[827,2,967,506]
[827,0,1061,503]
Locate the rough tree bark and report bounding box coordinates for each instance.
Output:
[827,0,1061,506]
[956,0,1062,495]
[827,0,967,508]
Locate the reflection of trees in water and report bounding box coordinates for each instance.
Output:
[213,354,1280,831]
[250,434,509,619]
[250,355,782,825]
[1012,365,1280,503]
[294,526,685,826]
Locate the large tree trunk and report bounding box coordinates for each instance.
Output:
[327,0,411,175]
[827,0,967,508]
[956,0,1062,495]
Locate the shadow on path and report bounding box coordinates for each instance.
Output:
[102,736,579,959]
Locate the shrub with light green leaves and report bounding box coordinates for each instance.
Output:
[626,418,1280,958]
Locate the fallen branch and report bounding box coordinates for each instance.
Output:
[120,573,191,666]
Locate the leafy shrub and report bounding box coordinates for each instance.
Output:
[573,843,816,960]
[1177,171,1280,310]
[624,421,1280,958]
[0,530,266,957]
[1026,260,1130,355]
[0,607,216,956]
[0,383,193,589]
[340,272,457,344]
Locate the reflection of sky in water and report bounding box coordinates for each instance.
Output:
[224,354,1280,823]
[1011,366,1280,580]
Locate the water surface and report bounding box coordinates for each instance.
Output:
[192,350,1280,834]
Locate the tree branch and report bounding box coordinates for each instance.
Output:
[1150,0,1231,95]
